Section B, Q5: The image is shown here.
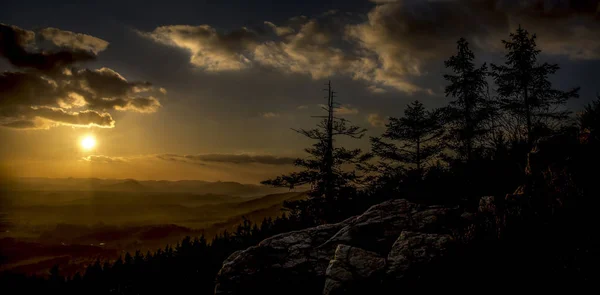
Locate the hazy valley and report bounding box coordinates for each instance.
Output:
[0,178,305,276]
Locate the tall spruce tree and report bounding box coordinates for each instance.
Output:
[261,81,370,223]
[491,26,579,147]
[444,37,491,162]
[370,100,443,179]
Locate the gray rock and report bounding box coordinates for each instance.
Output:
[386,231,454,280]
[321,199,456,253]
[322,245,385,295]
[215,220,353,295]
[478,196,496,214]
[214,199,461,295]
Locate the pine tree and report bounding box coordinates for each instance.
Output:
[370,100,443,179]
[103,261,111,272]
[491,26,579,147]
[49,264,63,283]
[113,256,123,269]
[251,223,260,239]
[124,252,133,265]
[144,251,153,261]
[444,37,491,162]
[134,250,144,265]
[262,81,370,223]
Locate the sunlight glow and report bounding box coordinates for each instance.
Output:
[81,136,97,150]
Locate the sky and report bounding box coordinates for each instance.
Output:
[0,0,599,183]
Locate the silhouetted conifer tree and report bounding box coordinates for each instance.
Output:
[370,100,444,180]
[124,252,133,265]
[262,81,370,223]
[491,26,579,147]
[49,265,63,283]
[444,37,491,162]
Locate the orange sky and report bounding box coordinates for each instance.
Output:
[2,1,599,183]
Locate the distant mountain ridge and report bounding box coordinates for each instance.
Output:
[0,190,307,276]
[8,177,289,197]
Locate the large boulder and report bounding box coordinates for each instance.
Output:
[320,200,459,254]
[385,231,453,280]
[214,199,464,295]
[322,245,385,295]
[214,221,351,295]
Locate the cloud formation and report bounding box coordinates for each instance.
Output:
[262,112,281,118]
[367,113,387,128]
[264,21,295,36]
[317,104,359,115]
[141,13,426,93]
[38,27,109,54]
[0,24,97,72]
[140,25,258,71]
[0,24,164,129]
[82,155,127,163]
[335,105,359,115]
[157,153,296,165]
[142,1,600,94]
[352,0,600,64]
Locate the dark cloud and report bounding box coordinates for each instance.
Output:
[70,68,161,112]
[0,106,114,129]
[157,153,296,165]
[351,1,600,65]
[0,24,98,72]
[143,1,600,94]
[140,25,259,71]
[74,67,138,98]
[0,71,65,108]
[141,13,421,93]
[0,24,164,130]
[264,21,295,36]
[38,27,109,54]
[347,0,508,90]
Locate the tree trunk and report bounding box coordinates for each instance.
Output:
[416,138,421,177]
[465,92,473,163]
[524,84,532,148]
[325,81,334,202]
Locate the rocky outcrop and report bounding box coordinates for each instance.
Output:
[215,221,352,295]
[385,231,453,280]
[214,137,599,294]
[478,196,496,214]
[214,199,464,295]
[322,245,385,295]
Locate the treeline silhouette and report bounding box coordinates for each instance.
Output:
[0,216,306,294]
[2,26,600,294]
[262,26,582,223]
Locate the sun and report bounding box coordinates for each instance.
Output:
[80,135,97,150]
